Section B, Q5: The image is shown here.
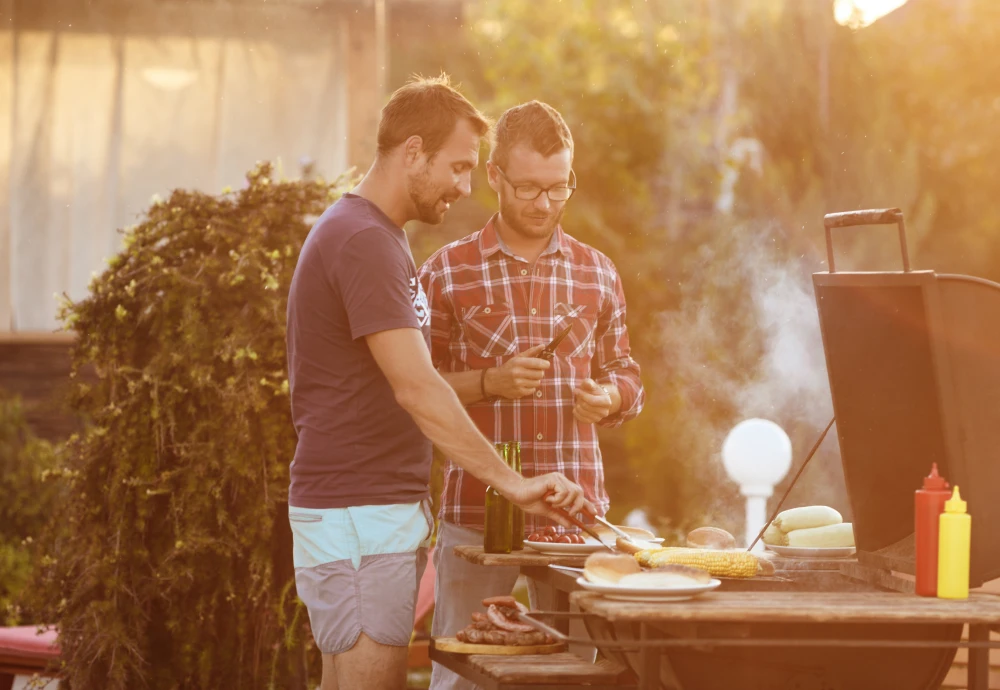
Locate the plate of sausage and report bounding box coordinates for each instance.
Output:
[524,526,663,555]
[433,596,564,655]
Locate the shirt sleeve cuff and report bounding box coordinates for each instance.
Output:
[597,372,642,428]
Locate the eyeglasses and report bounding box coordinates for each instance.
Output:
[493,165,576,202]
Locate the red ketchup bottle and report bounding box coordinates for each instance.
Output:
[915,463,951,597]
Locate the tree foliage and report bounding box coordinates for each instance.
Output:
[29,163,351,689]
[0,391,62,626]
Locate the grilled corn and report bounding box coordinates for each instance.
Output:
[635,548,760,578]
[773,506,842,532]
[785,522,855,548]
[763,523,786,546]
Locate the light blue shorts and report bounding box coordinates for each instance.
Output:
[289,500,433,655]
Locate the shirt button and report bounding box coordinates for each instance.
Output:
[536,433,544,441]
[530,308,537,315]
[535,390,542,398]
[520,269,528,276]
[484,307,491,314]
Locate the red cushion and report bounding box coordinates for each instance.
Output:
[0,626,60,660]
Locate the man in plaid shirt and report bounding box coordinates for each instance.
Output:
[419,101,644,689]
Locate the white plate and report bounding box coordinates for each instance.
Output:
[575,576,721,602]
[523,537,664,556]
[765,544,856,559]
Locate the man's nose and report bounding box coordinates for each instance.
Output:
[533,193,551,211]
[457,173,472,198]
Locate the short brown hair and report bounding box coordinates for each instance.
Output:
[490,101,574,169]
[376,74,490,159]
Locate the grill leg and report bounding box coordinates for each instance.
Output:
[968,625,989,690]
[639,622,660,690]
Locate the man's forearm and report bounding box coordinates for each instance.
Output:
[397,374,519,495]
[441,369,488,405]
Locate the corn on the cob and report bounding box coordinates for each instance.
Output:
[634,548,759,578]
[773,506,842,532]
[763,524,787,546]
[785,522,855,548]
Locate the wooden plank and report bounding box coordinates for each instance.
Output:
[430,646,636,688]
[433,637,565,656]
[455,545,588,568]
[467,653,631,684]
[572,591,1000,625]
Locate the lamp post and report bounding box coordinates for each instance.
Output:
[722,419,792,553]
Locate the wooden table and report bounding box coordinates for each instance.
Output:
[562,590,1000,690]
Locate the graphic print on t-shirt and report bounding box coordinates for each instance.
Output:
[410,277,430,328]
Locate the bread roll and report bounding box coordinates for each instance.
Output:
[685,527,736,550]
[583,553,641,584]
[618,565,711,588]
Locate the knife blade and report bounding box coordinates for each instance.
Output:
[540,323,574,362]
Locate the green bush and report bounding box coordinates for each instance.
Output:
[0,391,62,626]
[29,163,352,689]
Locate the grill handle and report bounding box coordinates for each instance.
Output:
[823,207,910,273]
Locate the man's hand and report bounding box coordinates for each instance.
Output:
[504,473,596,527]
[573,378,614,424]
[484,344,550,399]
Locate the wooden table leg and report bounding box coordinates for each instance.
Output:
[968,624,990,690]
[554,587,571,636]
[638,622,660,690]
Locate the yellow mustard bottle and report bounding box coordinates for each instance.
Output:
[936,486,971,600]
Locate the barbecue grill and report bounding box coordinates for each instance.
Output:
[574,209,1000,690]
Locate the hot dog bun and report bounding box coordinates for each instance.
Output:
[583,553,641,584]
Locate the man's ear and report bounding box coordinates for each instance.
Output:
[403,135,425,167]
[486,160,501,194]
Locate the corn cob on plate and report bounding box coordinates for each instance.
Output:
[634,547,764,578]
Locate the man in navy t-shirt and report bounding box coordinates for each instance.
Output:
[285,75,595,689]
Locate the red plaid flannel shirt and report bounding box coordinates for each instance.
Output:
[418,217,645,534]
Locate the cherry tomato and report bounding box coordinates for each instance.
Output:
[542,536,555,542]
[528,533,541,542]
[572,534,585,544]
[557,535,573,543]
[543,526,558,536]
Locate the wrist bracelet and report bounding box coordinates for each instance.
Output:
[480,368,489,400]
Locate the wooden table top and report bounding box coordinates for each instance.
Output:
[454,545,588,568]
[572,590,1000,625]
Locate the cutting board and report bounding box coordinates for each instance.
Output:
[432,636,565,655]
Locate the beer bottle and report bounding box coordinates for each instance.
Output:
[510,442,524,550]
[484,443,513,554]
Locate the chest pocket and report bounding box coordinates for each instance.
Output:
[554,303,597,359]
[460,303,518,359]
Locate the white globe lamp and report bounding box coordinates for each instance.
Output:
[722,419,792,552]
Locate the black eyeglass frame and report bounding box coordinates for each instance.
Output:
[493,165,577,202]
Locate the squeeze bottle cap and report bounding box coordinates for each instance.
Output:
[922,462,949,490]
[944,485,967,514]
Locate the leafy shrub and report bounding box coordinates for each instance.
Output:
[0,391,62,626]
[30,163,352,689]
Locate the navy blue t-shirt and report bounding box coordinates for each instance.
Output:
[286,194,432,508]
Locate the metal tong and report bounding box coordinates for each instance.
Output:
[547,504,615,552]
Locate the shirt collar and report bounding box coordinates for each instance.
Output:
[478,214,568,261]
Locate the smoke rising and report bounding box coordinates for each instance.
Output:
[654,221,849,536]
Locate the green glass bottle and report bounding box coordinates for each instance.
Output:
[510,442,524,550]
[484,443,513,554]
